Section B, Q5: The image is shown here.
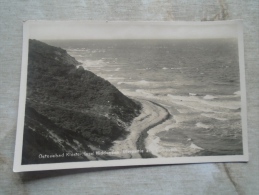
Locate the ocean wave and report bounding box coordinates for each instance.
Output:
[67,48,87,52]
[196,122,210,129]
[116,80,175,88]
[146,137,161,157]
[70,54,84,57]
[106,77,125,80]
[201,113,228,121]
[135,89,154,97]
[201,100,240,110]
[164,124,176,131]
[79,59,107,68]
[145,119,178,158]
[118,80,150,86]
[167,94,240,111]
[167,94,200,102]
[189,143,204,150]
[203,95,217,100]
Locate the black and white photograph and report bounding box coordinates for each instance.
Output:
[13,20,248,172]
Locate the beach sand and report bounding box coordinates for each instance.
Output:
[108,99,169,159]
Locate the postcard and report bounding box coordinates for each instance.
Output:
[13,20,248,172]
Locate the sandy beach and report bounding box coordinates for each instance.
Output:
[108,99,169,159]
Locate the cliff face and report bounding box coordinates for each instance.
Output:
[22,39,141,164]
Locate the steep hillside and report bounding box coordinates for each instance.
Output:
[22,39,141,164]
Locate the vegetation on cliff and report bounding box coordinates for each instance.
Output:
[22,39,141,164]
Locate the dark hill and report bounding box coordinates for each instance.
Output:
[22,39,141,164]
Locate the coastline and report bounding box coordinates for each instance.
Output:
[136,100,171,158]
[107,98,171,159]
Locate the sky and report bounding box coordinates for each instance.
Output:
[26,20,241,40]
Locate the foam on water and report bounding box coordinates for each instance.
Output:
[67,48,87,52]
[79,59,107,68]
[167,94,200,102]
[203,95,217,100]
[200,99,240,110]
[135,89,154,97]
[167,94,240,111]
[117,80,150,86]
[167,94,214,112]
[201,113,228,121]
[116,81,186,91]
[196,122,210,129]
[190,143,204,150]
[106,77,125,80]
[146,137,161,157]
[164,124,177,131]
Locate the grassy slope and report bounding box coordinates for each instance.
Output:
[22,39,141,164]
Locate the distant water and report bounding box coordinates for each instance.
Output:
[45,39,243,156]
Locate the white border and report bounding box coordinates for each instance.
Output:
[13,20,248,172]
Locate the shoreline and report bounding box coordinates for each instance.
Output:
[107,98,171,159]
[136,100,172,158]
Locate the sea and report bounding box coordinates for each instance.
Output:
[44,39,243,157]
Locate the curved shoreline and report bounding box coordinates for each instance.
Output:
[108,98,171,159]
[136,100,171,158]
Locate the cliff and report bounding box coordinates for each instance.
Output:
[22,39,141,164]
